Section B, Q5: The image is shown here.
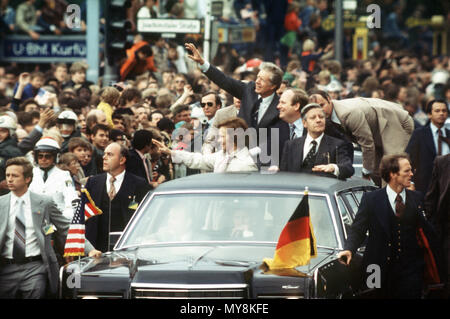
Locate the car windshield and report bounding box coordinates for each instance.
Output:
[120,193,338,248]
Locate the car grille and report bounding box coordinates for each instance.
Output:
[131,283,248,299]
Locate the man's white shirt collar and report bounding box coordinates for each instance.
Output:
[10,190,31,207]
[386,184,406,213]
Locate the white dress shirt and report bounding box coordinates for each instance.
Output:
[386,185,406,214]
[291,117,304,138]
[430,122,449,155]
[2,191,41,258]
[303,133,324,161]
[303,133,339,176]
[106,170,126,195]
[257,93,275,124]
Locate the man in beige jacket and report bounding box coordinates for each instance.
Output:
[309,90,414,186]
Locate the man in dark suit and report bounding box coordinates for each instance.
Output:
[406,99,450,194]
[425,154,450,296]
[338,154,437,298]
[0,157,95,298]
[126,130,158,188]
[85,142,151,253]
[185,43,290,168]
[279,103,354,179]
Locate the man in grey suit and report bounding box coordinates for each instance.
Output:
[309,90,414,186]
[0,157,97,299]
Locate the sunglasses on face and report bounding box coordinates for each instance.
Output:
[201,102,214,108]
[38,154,53,159]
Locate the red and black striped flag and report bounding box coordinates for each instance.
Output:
[264,190,317,269]
[63,188,102,257]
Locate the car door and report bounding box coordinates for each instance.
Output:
[316,187,375,298]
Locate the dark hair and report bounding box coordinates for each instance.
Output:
[67,98,88,112]
[68,137,93,152]
[17,111,40,127]
[91,124,110,136]
[307,89,330,102]
[157,117,175,133]
[110,129,126,142]
[201,91,222,108]
[379,153,411,183]
[5,157,34,185]
[172,104,190,117]
[19,98,40,112]
[119,88,142,107]
[132,130,154,150]
[425,99,448,114]
[112,112,124,121]
[137,44,152,58]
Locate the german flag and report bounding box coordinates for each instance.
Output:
[263,190,317,269]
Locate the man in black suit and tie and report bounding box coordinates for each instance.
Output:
[279,103,354,179]
[406,99,450,194]
[85,143,151,252]
[126,130,159,188]
[185,43,289,168]
[338,154,438,298]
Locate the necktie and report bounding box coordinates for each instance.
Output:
[395,194,405,218]
[251,98,262,127]
[13,199,26,261]
[108,176,116,200]
[290,124,297,140]
[302,140,317,169]
[43,169,49,182]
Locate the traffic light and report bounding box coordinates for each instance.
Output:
[105,0,132,65]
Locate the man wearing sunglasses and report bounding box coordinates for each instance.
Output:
[201,92,221,128]
[29,137,79,220]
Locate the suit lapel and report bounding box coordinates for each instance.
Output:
[258,95,279,128]
[295,137,306,170]
[314,135,330,165]
[30,192,45,235]
[374,189,392,237]
[424,126,437,156]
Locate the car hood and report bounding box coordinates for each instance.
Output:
[78,244,334,278]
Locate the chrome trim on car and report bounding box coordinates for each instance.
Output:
[131,283,247,289]
[334,191,348,240]
[130,283,248,299]
[324,194,342,249]
[116,190,337,251]
[59,265,65,299]
[313,268,319,298]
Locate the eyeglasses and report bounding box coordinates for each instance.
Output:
[201,102,214,108]
[38,154,54,160]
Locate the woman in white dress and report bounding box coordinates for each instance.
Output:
[153,117,258,173]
